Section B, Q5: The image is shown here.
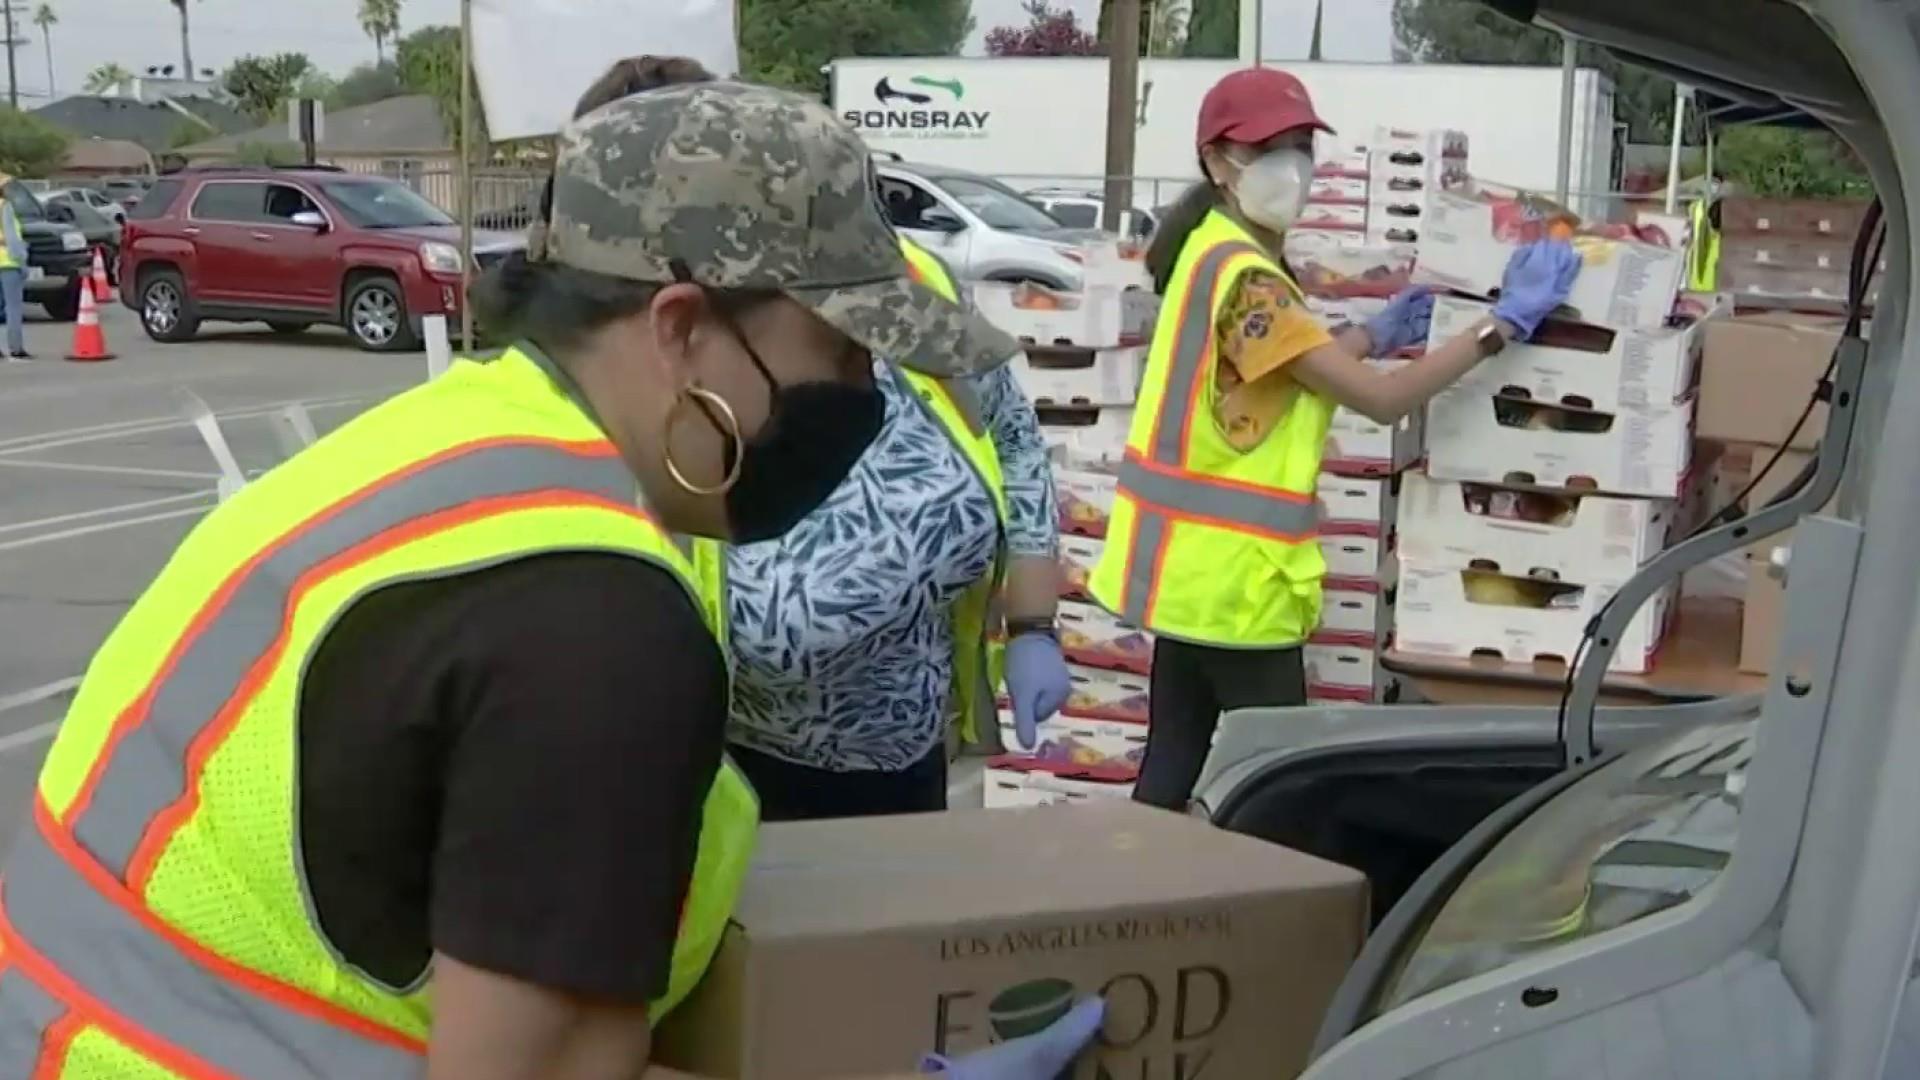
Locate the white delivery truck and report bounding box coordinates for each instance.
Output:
[829,57,1620,218]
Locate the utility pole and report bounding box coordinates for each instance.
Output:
[1101,0,1141,235]
[458,0,475,350]
[1,2,21,109]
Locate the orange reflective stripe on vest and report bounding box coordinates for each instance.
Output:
[6,436,642,1077]
[1110,242,1318,627]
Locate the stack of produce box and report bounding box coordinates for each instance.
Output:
[1395,190,1705,674]
[974,243,1156,807]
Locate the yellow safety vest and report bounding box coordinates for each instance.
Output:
[0,204,21,271]
[0,347,756,1078]
[1088,210,1333,648]
[1688,197,1720,292]
[901,236,1010,743]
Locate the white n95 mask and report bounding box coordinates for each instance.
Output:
[1232,147,1316,232]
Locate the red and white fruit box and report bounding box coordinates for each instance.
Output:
[975,281,1154,350]
[1039,405,1132,473]
[1424,382,1694,498]
[1317,472,1399,532]
[1057,468,1117,538]
[1058,535,1105,601]
[1304,636,1394,704]
[995,709,1147,774]
[983,756,1138,808]
[1013,345,1147,408]
[1393,561,1676,674]
[1058,600,1152,675]
[1396,471,1681,585]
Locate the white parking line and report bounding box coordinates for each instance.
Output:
[0,390,400,458]
[0,720,61,754]
[0,676,79,718]
[0,490,216,535]
[0,459,221,481]
[0,505,211,553]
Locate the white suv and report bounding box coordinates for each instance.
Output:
[874,159,1106,291]
[1023,187,1159,241]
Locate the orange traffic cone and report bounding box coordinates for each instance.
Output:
[90,247,112,303]
[65,284,115,362]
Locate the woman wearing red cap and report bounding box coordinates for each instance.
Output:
[1088,67,1583,810]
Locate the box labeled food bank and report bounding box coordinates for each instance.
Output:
[1425,382,1694,497]
[1013,346,1148,408]
[975,282,1155,350]
[1430,295,1709,414]
[1394,561,1675,673]
[1415,190,1686,330]
[654,803,1369,1080]
[1397,471,1679,584]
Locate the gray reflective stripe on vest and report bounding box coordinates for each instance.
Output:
[1118,509,1171,627]
[0,968,66,1066]
[1116,457,1316,537]
[1146,241,1263,463]
[73,441,638,880]
[4,823,422,1079]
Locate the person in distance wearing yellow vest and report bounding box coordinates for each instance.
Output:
[0,77,1100,1080]
[1089,68,1583,810]
[0,170,28,360]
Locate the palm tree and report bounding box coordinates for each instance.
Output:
[168,0,194,82]
[32,4,55,97]
[84,62,134,95]
[358,0,402,65]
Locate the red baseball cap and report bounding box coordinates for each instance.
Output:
[1196,68,1333,150]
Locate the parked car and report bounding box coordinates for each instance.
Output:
[1023,186,1159,240]
[2,180,95,321]
[46,186,128,226]
[873,158,1110,290]
[45,199,122,285]
[100,175,153,212]
[120,165,523,351]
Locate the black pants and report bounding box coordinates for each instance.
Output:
[1133,639,1307,810]
[730,743,948,822]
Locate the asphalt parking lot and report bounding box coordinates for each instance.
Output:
[0,302,418,847]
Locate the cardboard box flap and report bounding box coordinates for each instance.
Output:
[734,803,1364,940]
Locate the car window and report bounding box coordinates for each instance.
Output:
[1046,202,1100,228]
[64,202,111,231]
[876,176,944,230]
[191,182,267,223]
[1369,719,1751,1019]
[933,176,1062,232]
[263,184,322,223]
[316,179,455,228]
[4,181,44,223]
[128,179,183,220]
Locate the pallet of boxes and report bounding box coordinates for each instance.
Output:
[971,243,1158,808]
[1388,180,1714,677]
[1284,127,1479,704]
[1695,196,1870,673]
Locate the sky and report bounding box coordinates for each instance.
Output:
[18,0,1389,108]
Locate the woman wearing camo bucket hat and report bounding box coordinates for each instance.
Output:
[0,76,1098,1080]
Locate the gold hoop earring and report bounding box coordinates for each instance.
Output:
[663,386,745,496]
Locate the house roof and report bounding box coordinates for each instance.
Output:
[34,95,252,152]
[179,95,451,158]
[62,138,155,172]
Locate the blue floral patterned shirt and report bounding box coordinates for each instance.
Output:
[725,360,1057,772]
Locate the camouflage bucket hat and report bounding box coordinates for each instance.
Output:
[542,80,1019,377]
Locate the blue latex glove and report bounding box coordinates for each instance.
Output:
[1362,285,1435,357]
[1005,632,1072,749]
[1491,240,1583,340]
[923,997,1105,1079]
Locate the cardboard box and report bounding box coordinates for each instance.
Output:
[1291,223,1368,249]
[975,282,1154,350]
[1059,535,1105,601]
[1040,405,1134,472]
[1430,295,1708,414]
[1286,240,1416,299]
[656,803,1368,1079]
[1079,240,1155,291]
[1319,580,1393,643]
[1309,173,1368,202]
[1304,636,1390,702]
[1415,190,1686,330]
[1308,296,1390,326]
[1013,346,1148,408]
[1372,125,1469,159]
[1318,472,1399,532]
[996,705,1148,774]
[1368,195,1429,226]
[1718,444,1825,561]
[1058,468,1117,538]
[1740,555,1784,674]
[1325,382,1425,478]
[1367,223,1423,248]
[1719,196,1869,240]
[1397,471,1679,584]
[1696,314,1840,450]
[1394,561,1675,673]
[1320,532,1388,580]
[1716,262,1873,307]
[981,758,1138,807]
[1058,600,1153,675]
[1297,201,1368,230]
[1318,147,1371,176]
[1425,384,1694,497]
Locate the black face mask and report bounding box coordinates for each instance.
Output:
[699,324,884,544]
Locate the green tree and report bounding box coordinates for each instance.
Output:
[1394,0,1685,143]
[1717,126,1872,199]
[0,107,72,176]
[223,53,314,120]
[32,4,55,99]
[396,25,484,150]
[1183,0,1237,58]
[359,0,402,65]
[83,62,133,95]
[229,139,305,167]
[333,61,403,108]
[738,0,972,92]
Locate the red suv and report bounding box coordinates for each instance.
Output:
[121,165,523,351]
